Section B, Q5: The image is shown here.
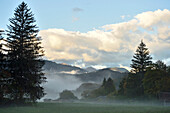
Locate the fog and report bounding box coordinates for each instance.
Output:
[37,70,169,107]
[40,71,83,101]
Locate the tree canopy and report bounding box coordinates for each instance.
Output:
[131,40,152,73]
[1,2,46,104]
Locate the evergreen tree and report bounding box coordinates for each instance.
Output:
[119,40,152,97]
[143,70,166,97]
[0,31,11,104]
[124,73,144,97]
[167,66,170,75]
[118,77,126,95]
[4,2,45,103]
[102,77,106,87]
[0,31,4,101]
[0,32,4,67]
[143,61,170,97]
[104,78,116,94]
[0,33,3,68]
[154,60,167,71]
[131,40,152,73]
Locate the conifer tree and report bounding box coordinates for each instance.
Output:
[4,2,45,103]
[0,31,4,101]
[0,31,11,103]
[119,40,152,97]
[0,31,4,67]
[105,78,116,94]
[131,40,152,73]
[102,77,106,87]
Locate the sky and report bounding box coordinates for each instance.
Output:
[0,0,170,70]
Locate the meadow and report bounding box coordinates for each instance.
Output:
[0,102,170,113]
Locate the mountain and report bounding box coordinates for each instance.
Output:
[43,60,87,74]
[43,60,128,86]
[75,68,128,87]
[42,60,128,100]
[85,67,96,72]
[43,60,128,85]
[109,67,128,73]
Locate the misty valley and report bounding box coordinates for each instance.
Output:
[1,1,170,113]
[42,60,128,101]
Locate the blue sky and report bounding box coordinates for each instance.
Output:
[0,0,169,32]
[0,0,170,69]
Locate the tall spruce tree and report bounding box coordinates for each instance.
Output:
[118,40,152,97]
[0,31,4,101]
[0,30,11,104]
[4,2,45,103]
[131,40,152,73]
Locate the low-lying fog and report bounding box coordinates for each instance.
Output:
[40,71,83,101]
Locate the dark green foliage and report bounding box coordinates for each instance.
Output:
[143,70,163,97]
[143,69,170,97]
[59,90,77,100]
[167,66,170,75]
[0,35,4,101]
[0,34,11,104]
[119,59,170,98]
[143,61,170,97]
[104,78,116,94]
[2,2,45,103]
[124,73,144,97]
[118,73,144,97]
[154,60,167,71]
[83,78,116,98]
[131,40,152,73]
[102,77,106,87]
[118,77,126,95]
[118,40,152,97]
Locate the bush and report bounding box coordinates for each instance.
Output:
[59,90,77,100]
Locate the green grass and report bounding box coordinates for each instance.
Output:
[0,102,170,113]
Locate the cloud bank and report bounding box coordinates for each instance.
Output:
[40,9,170,67]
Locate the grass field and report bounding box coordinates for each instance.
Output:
[0,102,170,113]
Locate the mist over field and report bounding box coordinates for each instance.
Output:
[40,60,128,101]
[41,71,83,100]
[0,1,170,113]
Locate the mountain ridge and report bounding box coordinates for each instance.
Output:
[43,60,87,74]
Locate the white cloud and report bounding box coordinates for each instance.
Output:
[39,9,170,67]
[157,26,170,39]
[60,70,78,74]
[92,65,107,70]
[119,64,131,71]
[135,9,170,29]
[74,59,86,68]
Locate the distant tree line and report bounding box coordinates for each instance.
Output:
[0,2,45,105]
[118,40,170,98]
[82,77,116,99]
[81,40,170,100]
